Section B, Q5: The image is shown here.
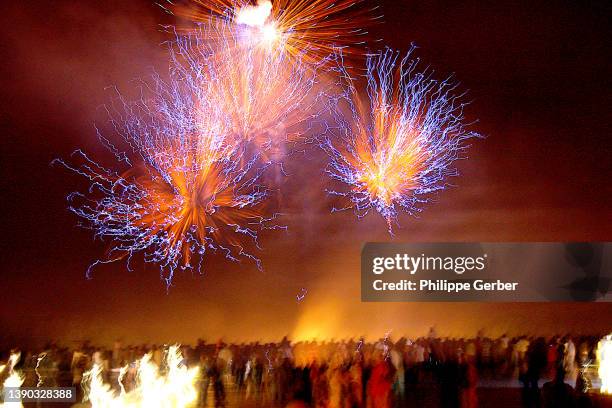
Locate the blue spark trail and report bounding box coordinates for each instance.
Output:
[321,47,481,232]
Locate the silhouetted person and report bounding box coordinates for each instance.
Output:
[542,368,575,408]
[439,360,462,408]
[520,338,547,408]
[208,362,225,408]
[574,366,594,408]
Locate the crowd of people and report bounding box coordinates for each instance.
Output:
[0,330,607,407]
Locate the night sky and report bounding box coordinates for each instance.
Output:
[1,0,611,347]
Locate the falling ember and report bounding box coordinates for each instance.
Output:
[296,287,307,302]
[321,48,481,231]
[598,334,612,394]
[82,345,199,407]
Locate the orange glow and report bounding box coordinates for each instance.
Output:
[83,346,199,407]
[291,300,344,342]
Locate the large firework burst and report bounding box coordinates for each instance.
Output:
[171,22,320,155]
[170,0,382,64]
[322,48,481,231]
[54,36,278,284]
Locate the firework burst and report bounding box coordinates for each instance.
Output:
[171,22,321,157]
[54,38,279,284]
[322,48,481,231]
[170,0,382,64]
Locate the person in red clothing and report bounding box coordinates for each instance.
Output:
[547,338,559,379]
[461,355,479,408]
[367,352,394,408]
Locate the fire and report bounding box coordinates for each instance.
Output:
[598,334,612,394]
[82,345,199,407]
[0,353,24,408]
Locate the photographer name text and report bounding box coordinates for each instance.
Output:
[371,254,518,293]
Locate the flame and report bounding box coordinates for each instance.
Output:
[82,345,199,407]
[0,353,24,408]
[598,334,612,394]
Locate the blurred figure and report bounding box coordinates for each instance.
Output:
[541,368,575,408]
[367,352,393,408]
[0,332,604,408]
[71,347,88,390]
[327,361,348,408]
[348,353,364,408]
[209,357,226,408]
[389,342,405,403]
[199,354,211,406]
[461,355,478,408]
[311,361,329,408]
[564,337,577,382]
[520,337,547,408]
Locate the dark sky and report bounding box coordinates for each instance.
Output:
[0,0,611,346]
